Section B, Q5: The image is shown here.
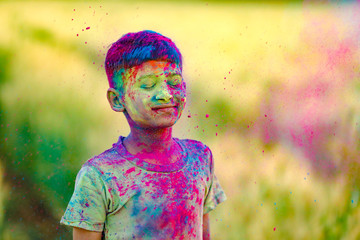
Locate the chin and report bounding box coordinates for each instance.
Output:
[151,118,178,129]
[156,121,177,129]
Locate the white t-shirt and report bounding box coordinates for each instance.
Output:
[60,136,226,239]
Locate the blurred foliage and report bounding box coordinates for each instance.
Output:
[0,1,360,240]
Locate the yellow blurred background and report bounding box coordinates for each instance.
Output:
[0,1,359,239]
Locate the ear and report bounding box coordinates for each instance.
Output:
[107,88,125,112]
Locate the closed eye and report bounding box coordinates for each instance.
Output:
[167,78,182,88]
[141,83,156,89]
[140,79,156,89]
[168,84,181,89]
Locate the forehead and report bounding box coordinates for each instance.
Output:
[135,60,181,78]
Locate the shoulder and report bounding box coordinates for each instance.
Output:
[177,138,211,154]
[176,138,213,166]
[81,145,128,176]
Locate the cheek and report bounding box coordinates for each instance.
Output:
[125,87,140,100]
[178,93,186,104]
[172,86,186,98]
[174,91,186,110]
[138,93,153,109]
[142,97,150,106]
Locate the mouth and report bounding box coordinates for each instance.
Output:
[151,104,178,113]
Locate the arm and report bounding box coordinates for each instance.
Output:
[73,227,102,240]
[203,213,210,240]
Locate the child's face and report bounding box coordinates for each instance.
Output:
[121,60,186,129]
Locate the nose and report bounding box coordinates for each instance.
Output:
[155,84,173,102]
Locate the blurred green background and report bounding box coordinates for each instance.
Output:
[0,0,359,239]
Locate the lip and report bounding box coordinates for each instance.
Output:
[151,105,178,114]
[151,104,178,110]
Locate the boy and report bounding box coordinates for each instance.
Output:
[60,30,226,240]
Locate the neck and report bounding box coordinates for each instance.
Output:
[124,126,174,155]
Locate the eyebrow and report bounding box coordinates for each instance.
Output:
[137,72,182,81]
[167,72,182,77]
[137,74,157,81]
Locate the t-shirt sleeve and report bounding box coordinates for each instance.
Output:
[60,164,107,232]
[203,148,227,215]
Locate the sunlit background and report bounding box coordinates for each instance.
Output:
[0,0,359,239]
